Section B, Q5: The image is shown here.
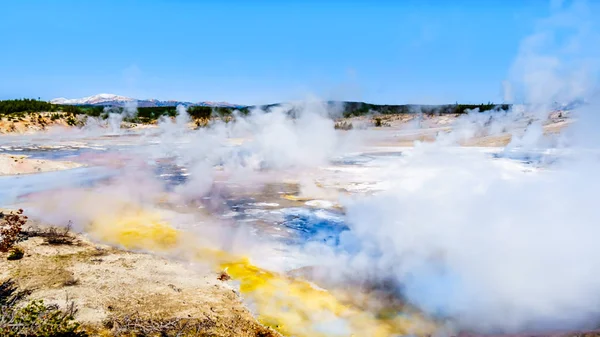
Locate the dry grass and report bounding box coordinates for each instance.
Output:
[103,314,280,337]
[23,222,78,246]
[12,258,78,289]
[101,292,279,337]
[104,314,217,337]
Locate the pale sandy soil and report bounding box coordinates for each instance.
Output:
[461,120,571,147]
[0,153,83,175]
[343,113,572,147]
[0,220,280,336]
[0,111,572,149]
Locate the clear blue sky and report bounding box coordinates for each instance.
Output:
[0,0,582,105]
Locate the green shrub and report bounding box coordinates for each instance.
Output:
[374,117,383,127]
[6,247,23,261]
[0,299,86,336]
[1,279,86,336]
[65,116,77,126]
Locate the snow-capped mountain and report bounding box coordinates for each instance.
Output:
[51,93,135,105]
[50,93,242,108]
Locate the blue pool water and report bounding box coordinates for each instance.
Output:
[0,166,117,205]
[491,150,559,166]
[280,208,349,247]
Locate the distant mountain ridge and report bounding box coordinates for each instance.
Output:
[50,93,243,108]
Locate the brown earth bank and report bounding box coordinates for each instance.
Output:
[0,112,151,134]
[0,216,280,337]
[0,112,83,134]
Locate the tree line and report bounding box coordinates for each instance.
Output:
[0,99,243,122]
[340,102,511,118]
[0,98,512,122]
[0,99,104,116]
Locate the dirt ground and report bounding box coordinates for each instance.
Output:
[0,220,280,337]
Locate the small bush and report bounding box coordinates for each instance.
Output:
[0,210,27,253]
[0,299,86,337]
[217,271,231,281]
[372,117,390,127]
[194,119,209,129]
[23,222,77,246]
[334,121,353,130]
[43,223,76,246]
[6,247,23,261]
[0,279,86,337]
[37,116,47,129]
[65,115,77,126]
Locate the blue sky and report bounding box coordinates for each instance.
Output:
[0,0,585,105]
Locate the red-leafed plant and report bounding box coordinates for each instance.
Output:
[0,209,27,253]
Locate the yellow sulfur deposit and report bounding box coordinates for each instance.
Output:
[281,194,314,202]
[90,209,180,251]
[89,207,437,337]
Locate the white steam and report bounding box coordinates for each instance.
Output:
[342,141,600,332]
[105,100,138,134]
[149,99,349,201]
[334,0,600,333]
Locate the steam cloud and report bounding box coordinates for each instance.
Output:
[328,0,600,334]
